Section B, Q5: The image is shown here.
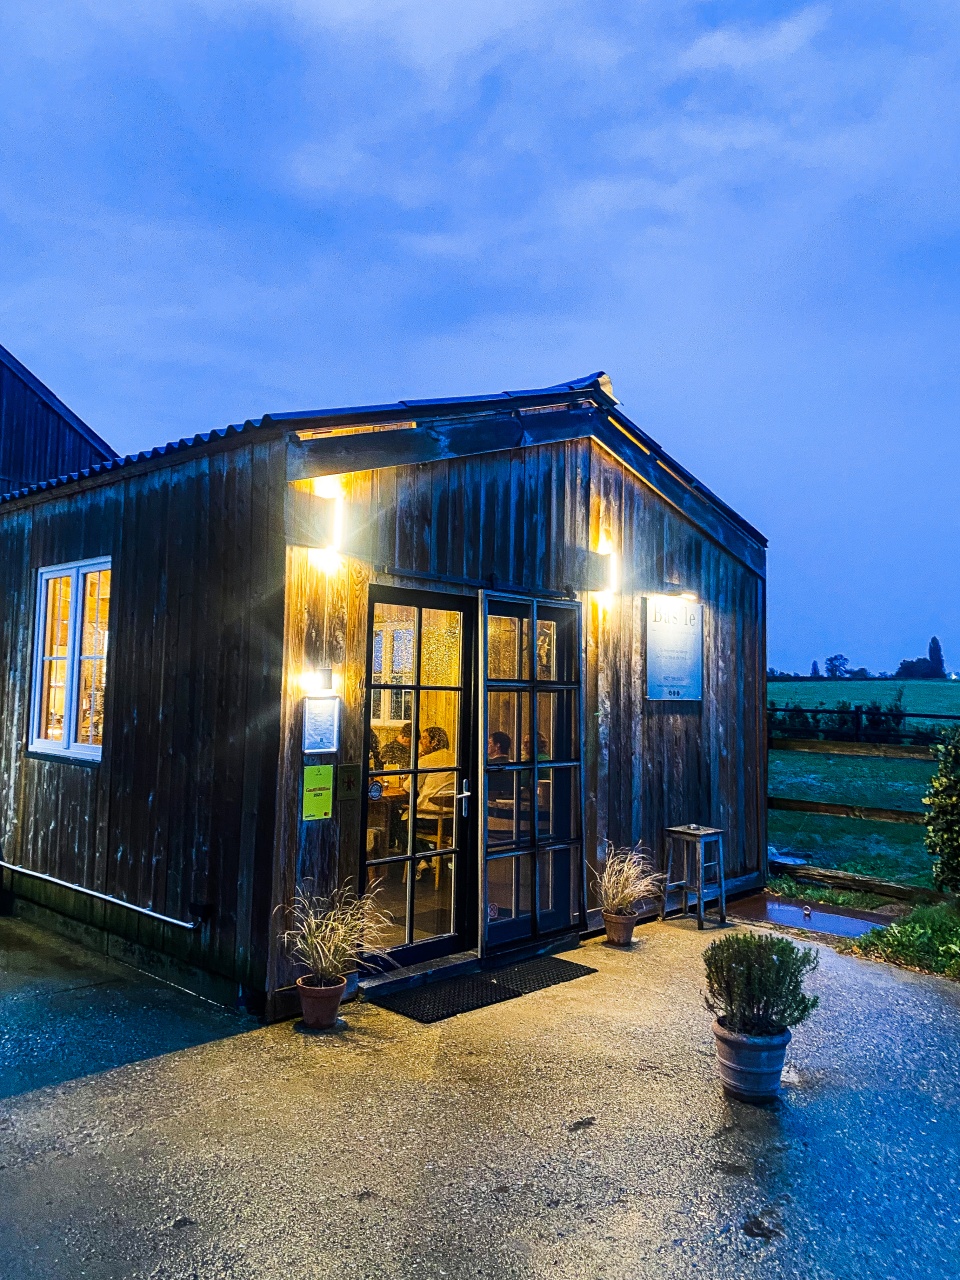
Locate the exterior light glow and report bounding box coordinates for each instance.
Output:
[679,591,698,602]
[301,668,334,698]
[307,474,345,572]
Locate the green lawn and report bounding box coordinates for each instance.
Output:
[768,679,960,715]
[768,751,934,810]
[768,749,935,887]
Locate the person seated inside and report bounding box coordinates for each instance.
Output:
[487,731,513,801]
[412,725,458,873]
[381,721,413,767]
[416,725,457,812]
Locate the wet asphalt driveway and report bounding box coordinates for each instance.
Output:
[2,913,960,1279]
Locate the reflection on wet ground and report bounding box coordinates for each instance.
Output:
[731,892,890,938]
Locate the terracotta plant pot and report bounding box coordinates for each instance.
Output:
[296,975,347,1030]
[602,910,640,946]
[712,1018,791,1103]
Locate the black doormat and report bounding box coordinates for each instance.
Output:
[367,955,597,1024]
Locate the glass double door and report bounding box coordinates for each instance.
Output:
[361,586,584,966]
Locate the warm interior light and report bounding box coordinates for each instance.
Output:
[679,591,698,602]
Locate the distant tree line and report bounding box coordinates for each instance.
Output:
[768,636,948,681]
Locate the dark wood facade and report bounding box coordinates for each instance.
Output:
[0,375,766,1015]
[0,343,115,493]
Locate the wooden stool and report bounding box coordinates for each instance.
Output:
[661,825,726,929]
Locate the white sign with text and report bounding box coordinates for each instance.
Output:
[646,596,703,701]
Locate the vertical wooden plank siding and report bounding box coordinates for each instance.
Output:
[273,437,766,995]
[0,437,287,1001]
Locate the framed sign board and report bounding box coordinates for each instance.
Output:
[646,596,703,701]
[303,696,341,754]
[303,764,334,821]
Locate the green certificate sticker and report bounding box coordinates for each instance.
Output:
[303,764,334,821]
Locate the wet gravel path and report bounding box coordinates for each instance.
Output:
[2,914,959,1278]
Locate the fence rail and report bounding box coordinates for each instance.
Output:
[767,704,960,748]
[766,706,947,824]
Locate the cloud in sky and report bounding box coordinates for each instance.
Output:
[1,1,959,669]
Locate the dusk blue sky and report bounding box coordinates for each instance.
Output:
[2,2,958,673]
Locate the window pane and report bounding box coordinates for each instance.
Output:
[80,569,110,657]
[40,659,68,741]
[535,618,556,681]
[536,767,581,842]
[420,609,462,687]
[44,575,71,658]
[366,863,408,948]
[487,855,532,928]
[372,603,417,684]
[486,769,534,850]
[538,846,577,933]
[371,706,414,770]
[75,569,110,746]
[413,855,455,940]
[537,690,579,763]
[487,690,530,763]
[487,610,531,681]
[417,690,459,762]
[535,606,577,683]
[366,780,410,858]
[414,791,457,854]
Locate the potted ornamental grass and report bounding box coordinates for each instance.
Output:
[703,931,819,1103]
[594,843,662,946]
[282,884,392,1030]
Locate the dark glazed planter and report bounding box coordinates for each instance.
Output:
[602,910,640,946]
[296,975,347,1030]
[712,1018,791,1103]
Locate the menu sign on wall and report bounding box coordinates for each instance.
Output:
[646,596,703,701]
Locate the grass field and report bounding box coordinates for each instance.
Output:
[768,679,960,715]
[768,748,935,887]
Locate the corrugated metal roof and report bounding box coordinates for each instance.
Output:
[0,373,615,505]
[0,371,764,548]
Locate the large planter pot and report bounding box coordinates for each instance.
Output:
[602,910,640,946]
[712,1018,791,1103]
[296,975,347,1030]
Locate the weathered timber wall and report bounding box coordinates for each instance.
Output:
[271,437,765,995]
[0,435,287,1000]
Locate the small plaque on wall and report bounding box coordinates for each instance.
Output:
[303,764,334,821]
[647,596,703,701]
[303,696,341,753]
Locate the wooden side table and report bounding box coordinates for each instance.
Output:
[661,825,726,929]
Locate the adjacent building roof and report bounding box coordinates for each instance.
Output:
[0,342,117,462]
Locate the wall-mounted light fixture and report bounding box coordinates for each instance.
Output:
[300,666,334,698]
[662,584,699,603]
[306,474,345,574]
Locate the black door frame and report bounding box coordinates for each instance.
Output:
[478,591,587,957]
[359,584,478,967]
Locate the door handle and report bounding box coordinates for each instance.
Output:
[455,779,471,817]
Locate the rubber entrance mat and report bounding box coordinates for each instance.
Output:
[367,955,597,1024]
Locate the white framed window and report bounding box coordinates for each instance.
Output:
[30,557,112,761]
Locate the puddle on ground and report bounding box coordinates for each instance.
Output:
[732,894,888,939]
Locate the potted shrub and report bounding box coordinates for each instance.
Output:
[282,884,392,1030]
[594,843,662,946]
[703,931,819,1103]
